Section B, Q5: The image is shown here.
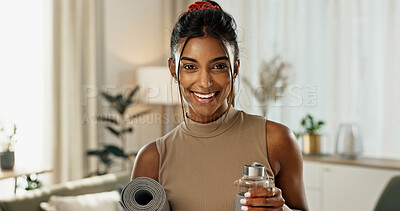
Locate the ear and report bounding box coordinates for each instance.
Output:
[168,58,177,80]
[233,59,240,79]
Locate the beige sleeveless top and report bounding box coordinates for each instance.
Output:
[156,108,275,211]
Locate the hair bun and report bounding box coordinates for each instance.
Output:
[187,1,221,13]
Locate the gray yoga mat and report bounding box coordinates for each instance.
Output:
[120,177,170,211]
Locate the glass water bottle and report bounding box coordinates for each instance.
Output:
[235,162,270,211]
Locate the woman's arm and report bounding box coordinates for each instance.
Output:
[131,142,160,181]
[267,121,308,210]
[239,121,308,211]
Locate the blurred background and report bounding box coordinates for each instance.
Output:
[0,0,399,210]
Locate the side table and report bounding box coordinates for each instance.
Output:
[0,166,52,194]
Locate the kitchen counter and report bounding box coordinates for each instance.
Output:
[303,154,400,171]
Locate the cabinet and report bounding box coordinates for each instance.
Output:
[303,157,400,211]
[303,162,322,211]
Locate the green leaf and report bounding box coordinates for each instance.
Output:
[87,150,102,156]
[117,94,123,102]
[106,126,120,137]
[300,114,324,134]
[308,115,315,131]
[101,92,117,103]
[13,124,17,135]
[100,156,112,165]
[121,127,133,134]
[293,131,302,139]
[307,114,313,122]
[129,111,149,120]
[126,86,140,103]
[97,116,118,125]
[25,175,42,191]
[101,92,126,114]
[105,145,128,158]
[87,148,112,165]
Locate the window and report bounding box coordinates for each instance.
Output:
[0,0,50,196]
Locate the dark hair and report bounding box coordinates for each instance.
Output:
[170,1,239,122]
[170,1,239,62]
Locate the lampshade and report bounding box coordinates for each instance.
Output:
[135,66,180,105]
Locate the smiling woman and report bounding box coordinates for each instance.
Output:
[173,36,235,123]
[131,1,308,211]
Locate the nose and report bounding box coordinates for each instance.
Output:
[197,68,213,89]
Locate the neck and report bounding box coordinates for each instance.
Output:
[187,104,229,123]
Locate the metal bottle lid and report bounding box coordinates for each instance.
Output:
[243,162,265,177]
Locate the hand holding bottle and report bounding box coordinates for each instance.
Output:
[237,186,286,211]
[234,162,286,211]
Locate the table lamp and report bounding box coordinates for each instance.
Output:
[135,66,180,135]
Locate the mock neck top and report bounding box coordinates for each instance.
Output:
[156,108,275,211]
[180,107,240,138]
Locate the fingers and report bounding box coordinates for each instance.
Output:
[241,206,284,211]
[240,195,285,207]
[239,187,285,210]
[245,187,281,198]
[241,206,285,211]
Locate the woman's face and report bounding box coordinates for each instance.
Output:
[170,36,238,123]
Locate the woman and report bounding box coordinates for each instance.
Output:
[132,1,308,210]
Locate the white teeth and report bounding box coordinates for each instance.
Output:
[193,92,216,99]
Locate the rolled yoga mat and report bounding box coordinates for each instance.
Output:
[120,177,170,211]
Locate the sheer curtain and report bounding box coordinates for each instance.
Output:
[51,0,100,183]
[0,0,49,197]
[219,0,400,159]
[0,0,47,172]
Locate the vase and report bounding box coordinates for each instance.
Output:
[302,134,322,155]
[335,123,362,159]
[0,151,15,170]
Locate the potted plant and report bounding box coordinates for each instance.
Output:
[87,86,151,175]
[243,56,291,117]
[24,174,43,190]
[298,114,325,155]
[0,123,17,170]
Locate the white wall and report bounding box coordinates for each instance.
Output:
[100,0,182,154]
[103,0,170,82]
[218,0,400,159]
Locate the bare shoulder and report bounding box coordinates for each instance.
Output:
[131,141,160,181]
[266,120,308,210]
[265,120,302,175]
[266,120,296,143]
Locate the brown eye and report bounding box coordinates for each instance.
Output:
[212,64,228,70]
[183,65,196,70]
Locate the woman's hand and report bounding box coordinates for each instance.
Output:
[240,186,287,211]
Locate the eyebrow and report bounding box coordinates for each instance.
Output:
[181,56,229,63]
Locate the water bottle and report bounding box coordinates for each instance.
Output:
[235,162,270,211]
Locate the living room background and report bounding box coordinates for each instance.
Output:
[0,0,399,199]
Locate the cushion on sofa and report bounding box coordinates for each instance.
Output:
[0,171,130,211]
[40,190,120,211]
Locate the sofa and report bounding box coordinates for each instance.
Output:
[0,171,130,211]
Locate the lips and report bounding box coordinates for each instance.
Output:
[191,91,219,103]
[193,92,216,98]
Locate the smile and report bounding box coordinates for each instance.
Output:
[191,91,219,103]
[193,92,216,99]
